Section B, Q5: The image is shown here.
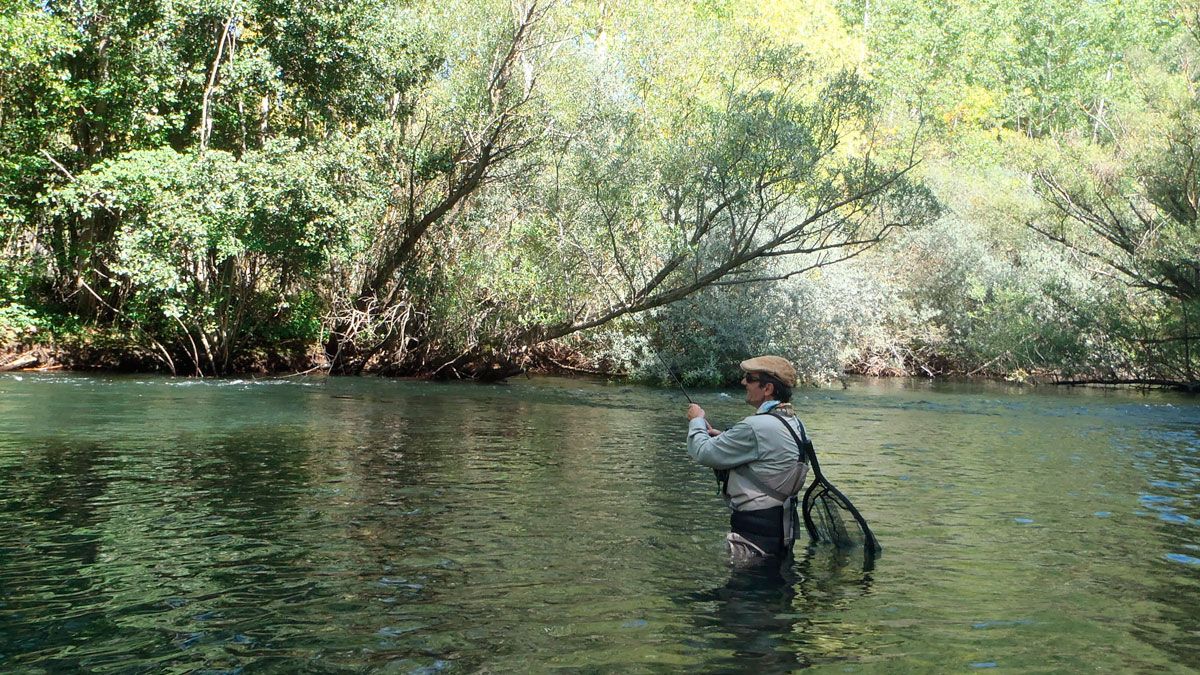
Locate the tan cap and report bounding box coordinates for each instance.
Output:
[739,355,797,387]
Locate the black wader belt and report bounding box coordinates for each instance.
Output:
[731,506,789,558]
[731,505,785,537]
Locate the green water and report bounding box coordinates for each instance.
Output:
[1,374,1199,672]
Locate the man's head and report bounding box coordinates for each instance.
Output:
[739,355,796,406]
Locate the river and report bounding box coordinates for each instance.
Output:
[1,373,1198,672]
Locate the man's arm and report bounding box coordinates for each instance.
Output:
[686,413,759,469]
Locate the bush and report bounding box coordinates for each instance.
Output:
[41,140,366,373]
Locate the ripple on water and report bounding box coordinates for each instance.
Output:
[386,659,451,675]
[972,619,1034,629]
[376,624,425,638]
[3,374,1200,672]
[1138,494,1175,509]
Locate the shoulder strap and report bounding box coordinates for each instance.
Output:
[762,411,820,474]
[761,411,809,443]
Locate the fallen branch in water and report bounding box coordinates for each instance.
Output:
[1054,377,1200,392]
[0,353,39,371]
[536,353,609,376]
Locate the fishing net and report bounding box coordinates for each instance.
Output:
[802,478,881,554]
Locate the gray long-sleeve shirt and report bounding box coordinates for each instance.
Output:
[687,400,808,511]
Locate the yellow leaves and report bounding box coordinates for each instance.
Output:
[941,84,999,129]
[730,0,865,73]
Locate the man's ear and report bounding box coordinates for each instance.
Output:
[763,382,775,398]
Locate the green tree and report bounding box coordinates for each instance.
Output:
[320,0,550,374]
[1025,7,1200,386]
[402,2,938,379]
[45,141,365,373]
[851,0,1174,137]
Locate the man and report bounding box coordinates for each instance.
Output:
[686,355,810,563]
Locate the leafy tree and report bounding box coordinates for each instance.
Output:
[1025,8,1200,386]
[3,0,438,370]
[852,0,1175,137]
[389,2,938,379]
[320,0,550,374]
[44,141,365,373]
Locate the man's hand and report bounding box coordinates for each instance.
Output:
[687,404,722,436]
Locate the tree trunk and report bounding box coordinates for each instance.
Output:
[0,354,39,372]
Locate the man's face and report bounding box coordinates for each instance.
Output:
[741,372,771,407]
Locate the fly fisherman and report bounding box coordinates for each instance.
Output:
[686,356,810,564]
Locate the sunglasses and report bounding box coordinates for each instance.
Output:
[742,373,768,384]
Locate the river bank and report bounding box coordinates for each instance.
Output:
[4,338,1197,393]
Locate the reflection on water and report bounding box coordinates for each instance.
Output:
[689,564,806,672]
[684,547,876,673]
[0,373,1199,671]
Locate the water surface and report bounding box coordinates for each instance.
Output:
[1,374,1198,672]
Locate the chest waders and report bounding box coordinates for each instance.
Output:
[721,411,810,559]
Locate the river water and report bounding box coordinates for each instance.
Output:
[1,373,1198,672]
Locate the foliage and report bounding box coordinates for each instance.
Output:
[604,270,844,388]
[42,140,365,372]
[1,0,1197,388]
[1025,37,1200,383]
[851,0,1177,138]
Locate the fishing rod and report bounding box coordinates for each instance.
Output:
[644,342,729,441]
[644,341,731,493]
[645,344,694,405]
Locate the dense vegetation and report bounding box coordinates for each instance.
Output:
[1,0,1197,390]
